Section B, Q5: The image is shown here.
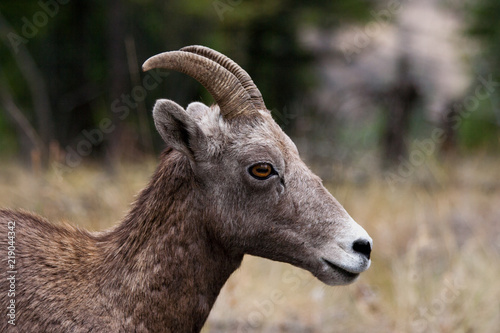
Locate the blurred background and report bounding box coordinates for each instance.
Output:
[0,0,499,332]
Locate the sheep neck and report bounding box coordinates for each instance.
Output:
[98,149,242,332]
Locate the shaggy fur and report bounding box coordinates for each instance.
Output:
[1,149,241,332]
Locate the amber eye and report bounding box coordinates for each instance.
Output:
[249,163,274,180]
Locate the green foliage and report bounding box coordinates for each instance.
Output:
[469,0,500,48]
[0,114,17,157]
[467,0,500,150]
[459,99,499,149]
[469,1,500,87]
[0,0,373,159]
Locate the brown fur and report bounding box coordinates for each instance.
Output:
[1,149,241,332]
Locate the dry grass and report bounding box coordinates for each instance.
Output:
[1,155,499,333]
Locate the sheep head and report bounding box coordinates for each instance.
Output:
[143,46,372,285]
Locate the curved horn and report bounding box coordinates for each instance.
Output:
[142,50,256,119]
[181,45,267,111]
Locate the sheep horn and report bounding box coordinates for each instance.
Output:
[142,50,256,119]
[180,45,267,112]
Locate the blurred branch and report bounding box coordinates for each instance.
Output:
[0,69,45,158]
[0,12,53,151]
[125,36,153,154]
[106,0,128,163]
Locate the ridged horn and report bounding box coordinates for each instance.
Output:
[181,45,267,112]
[142,50,256,119]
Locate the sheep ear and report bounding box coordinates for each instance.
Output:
[153,99,205,160]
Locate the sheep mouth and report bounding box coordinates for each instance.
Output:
[322,258,359,280]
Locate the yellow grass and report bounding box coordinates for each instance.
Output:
[1,155,499,332]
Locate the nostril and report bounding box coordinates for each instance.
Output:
[352,239,372,260]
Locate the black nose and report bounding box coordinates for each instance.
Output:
[352,239,372,260]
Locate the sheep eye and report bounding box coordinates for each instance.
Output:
[249,163,274,180]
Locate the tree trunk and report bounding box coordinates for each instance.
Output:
[381,56,420,168]
[106,0,129,165]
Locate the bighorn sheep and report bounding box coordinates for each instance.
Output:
[0,46,372,332]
